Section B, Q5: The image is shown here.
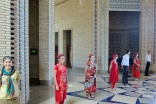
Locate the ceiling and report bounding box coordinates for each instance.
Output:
[55,0,65,5]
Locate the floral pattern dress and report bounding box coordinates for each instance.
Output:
[54,64,67,104]
[84,62,96,93]
[132,57,140,78]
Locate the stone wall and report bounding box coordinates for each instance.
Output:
[55,0,94,68]
[0,0,11,67]
[29,0,39,79]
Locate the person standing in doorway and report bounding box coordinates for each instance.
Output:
[54,54,68,104]
[145,50,151,76]
[121,50,131,86]
[84,54,96,100]
[132,52,140,80]
[109,54,118,91]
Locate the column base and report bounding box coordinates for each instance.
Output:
[40,78,53,86]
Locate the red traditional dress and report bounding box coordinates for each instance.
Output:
[54,64,67,104]
[132,57,140,78]
[84,62,96,94]
[110,60,118,89]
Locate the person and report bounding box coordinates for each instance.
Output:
[109,54,118,91]
[121,50,131,86]
[145,50,151,76]
[0,56,20,104]
[132,52,140,80]
[54,54,68,104]
[84,54,96,100]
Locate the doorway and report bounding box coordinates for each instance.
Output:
[55,32,58,64]
[63,30,72,68]
[109,11,140,67]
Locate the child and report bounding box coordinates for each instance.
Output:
[0,56,20,104]
[54,54,68,104]
[109,54,118,91]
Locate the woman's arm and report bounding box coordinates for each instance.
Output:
[84,65,89,74]
[133,58,140,66]
[109,61,112,72]
[54,70,59,90]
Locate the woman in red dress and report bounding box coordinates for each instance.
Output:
[54,54,68,104]
[132,52,140,80]
[84,54,96,100]
[109,54,118,91]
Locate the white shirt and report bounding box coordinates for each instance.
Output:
[145,54,151,63]
[121,54,130,66]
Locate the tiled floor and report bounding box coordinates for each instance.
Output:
[27,68,156,104]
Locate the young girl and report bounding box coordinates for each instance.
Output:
[54,54,68,104]
[84,54,96,100]
[132,52,140,80]
[109,54,118,91]
[0,56,20,104]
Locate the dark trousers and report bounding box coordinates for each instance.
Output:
[145,62,150,75]
[122,66,129,84]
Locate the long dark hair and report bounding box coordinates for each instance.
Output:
[0,56,14,78]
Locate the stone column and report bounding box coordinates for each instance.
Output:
[153,0,156,73]
[140,0,154,73]
[18,0,29,103]
[96,0,109,73]
[39,0,55,85]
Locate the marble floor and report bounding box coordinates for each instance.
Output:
[27,68,156,104]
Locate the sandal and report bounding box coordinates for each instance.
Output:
[86,93,91,100]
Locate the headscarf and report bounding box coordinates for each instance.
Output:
[87,53,94,65]
[89,53,94,58]
[112,54,117,59]
[134,52,138,57]
[57,54,64,59]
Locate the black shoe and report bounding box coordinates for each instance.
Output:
[123,83,127,86]
[126,83,131,86]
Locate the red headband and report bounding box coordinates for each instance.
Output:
[134,52,138,56]
[89,53,94,58]
[112,54,117,59]
[57,54,64,59]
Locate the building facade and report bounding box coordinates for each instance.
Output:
[0,0,156,103]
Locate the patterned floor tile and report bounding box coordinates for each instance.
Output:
[111,95,137,104]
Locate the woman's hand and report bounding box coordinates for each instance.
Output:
[56,85,59,91]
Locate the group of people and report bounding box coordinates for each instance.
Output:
[110,50,151,91]
[53,50,152,104]
[0,50,151,104]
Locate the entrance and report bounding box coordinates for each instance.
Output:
[55,32,58,64]
[63,30,72,68]
[109,11,140,68]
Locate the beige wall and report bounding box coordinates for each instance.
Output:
[39,0,55,85]
[55,0,94,68]
[0,1,11,67]
[29,0,39,79]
